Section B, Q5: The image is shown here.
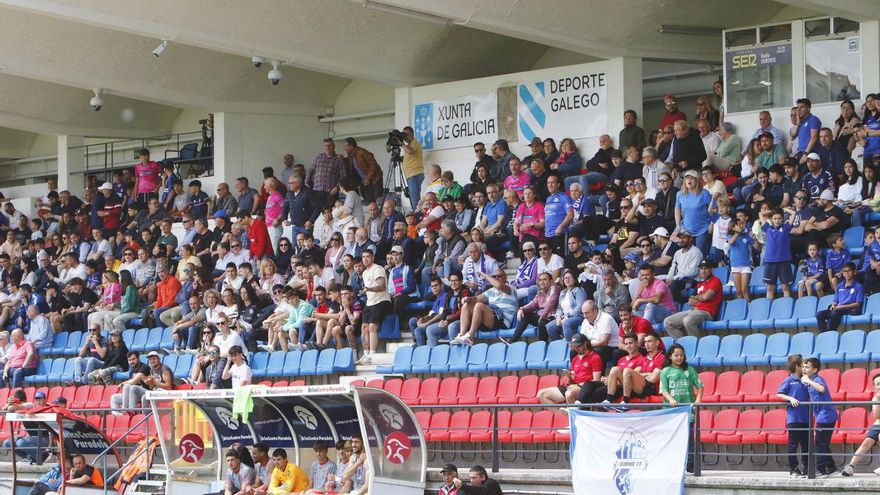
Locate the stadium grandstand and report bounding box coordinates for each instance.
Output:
[0,1,879,495]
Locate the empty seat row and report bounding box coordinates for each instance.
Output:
[415,409,570,443]
[251,348,354,377]
[698,368,880,403]
[668,330,880,367]
[363,375,562,406]
[376,341,570,374]
[699,406,872,445]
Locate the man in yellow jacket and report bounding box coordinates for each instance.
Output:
[267,448,309,495]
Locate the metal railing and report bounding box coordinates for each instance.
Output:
[411,400,880,479]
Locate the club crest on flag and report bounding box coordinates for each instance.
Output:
[613,427,650,495]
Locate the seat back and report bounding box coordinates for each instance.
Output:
[504,341,527,367]
[714,409,740,435]
[768,297,794,319]
[515,375,540,401]
[316,349,337,371]
[838,330,866,354]
[723,299,748,321]
[792,296,818,318]
[457,376,479,403]
[476,376,499,401]
[746,298,772,320]
[788,332,815,356]
[739,370,765,396]
[410,346,432,369]
[699,371,717,396]
[764,333,790,358]
[814,331,840,356]
[678,336,698,360]
[715,371,741,396]
[284,351,303,374]
[429,345,450,368]
[763,370,788,398]
[525,341,547,362]
[300,349,319,372]
[818,368,841,396]
[840,368,868,394]
[741,333,767,358]
[266,352,286,376]
[496,375,520,403]
[843,226,865,250]
[718,334,744,359]
[866,330,880,354]
[419,378,441,402]
[448,345,469,369]
[437,377,460,404]
[695,335,720,360]
[400,378,421,404]
[466,343,489,366]
[383,378,403,396]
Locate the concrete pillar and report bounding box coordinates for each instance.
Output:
[607,57,643,139]
[861,21,880,96]
[57,135,84,195]
[213,112,244,185]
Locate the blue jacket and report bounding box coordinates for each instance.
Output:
[282,187,320,227]
[557,153,584,179]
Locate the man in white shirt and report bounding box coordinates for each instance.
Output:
[58,253,88,287]
[86,228,112,262]
[536,241,565,282]
[222,345,251,388]
[668,230,703,304]
[461,242,499,295]
[579,300,619,367]
[359,250,391,365]
[698,119,721,166]
[748,110,787,152]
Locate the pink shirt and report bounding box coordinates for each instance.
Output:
[640,278,676,311]
[265,191,285,225]
[102,282,122,305]
[503,173,532,199]
[7,340,35,369]
[514,201,544,241]
[135,161,163,193]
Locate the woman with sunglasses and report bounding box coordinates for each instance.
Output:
[271,237,294,275]
[188,324,217,384]
[86,329,129,386]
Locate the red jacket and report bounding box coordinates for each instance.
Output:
[248,218,273,260]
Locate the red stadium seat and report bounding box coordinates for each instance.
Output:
[818,369,841,401]
[699,372,717,400]
[515,375,540,404]
[530,411,557,443]
[366,378,384,388]
[46,386,63,405]
[418,378,441,406]
[271,380,289,388]
[383,378,403,397]
[468,411,493,442]
[706,371,740,403]
[495,376,520,404]
[415,411,431,434]
[177,383,193,391]
[71,386,90,409]
[258,380,273,387]
[191,382,207,390]
[400,378,421,405]
[126,414,148,442]
[289,380,306,386]
[553,413,570,442]
[833,407,868,445]
[100,387,116,409]
[713,409,741,445]
[437,377,460,406]
[762,409,788,444]
[85,415,102,429]
[495,411,513,443]
[106,415,130,442]
[698,409,715,443]
[538,374,561,391]
[456,377,479,405]
[447,411,472,442]
[427,411,451,442]
[735,409,764,444]
[84,386,105,410]
[0,388,9,406]
[348,379,365,387]
[508,411,535,443]
[747,370,787,403]
[732,371,764,403]
[476,377,500,405]
[22,388,34,403]
[840,368,870,401]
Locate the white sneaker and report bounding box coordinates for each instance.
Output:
[873,466,880,476]
[258,344,274,352]
[461,336,474,346]
[558,407,569,414]
[449,336,463,346]
[841,465,854,477]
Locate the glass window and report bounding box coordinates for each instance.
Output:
[725,43,793,113]
[805,20,860,104]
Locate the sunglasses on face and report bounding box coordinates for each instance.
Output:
[659,179,671,183]
[539,247,550,251]
[279,243,289,247]
[640,243,651,248]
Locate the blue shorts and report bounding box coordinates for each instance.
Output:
[763,261,793,285]
[867,424,880,442]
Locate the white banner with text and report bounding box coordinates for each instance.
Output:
[413,92,498,150]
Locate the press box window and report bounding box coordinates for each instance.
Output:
[805,18,861,104]
[724,23,793,114]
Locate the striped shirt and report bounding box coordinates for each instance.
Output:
[484,286,518,327]
[309,153,345,193]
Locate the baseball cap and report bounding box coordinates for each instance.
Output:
[34,391,46,399]
[678,229,693,237]
[784,157,799,167]
[806,152,821,161]
[52,397,67,405]
[529,137,542,147]
[390,245,404,254]
[819,189,835,201]
[641,198,657,207]
[651,227,670,238]
[45,281,59,291]
[147,351,161,359]
[212,210,228,219]
[624,252,640,263]
[441,463,458,473]
[698,260,714,269]
[683,170,699,178]
[570,334,588,346]
[99,182,113,191]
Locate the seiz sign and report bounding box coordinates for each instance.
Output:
[726,43,791,71]
[729,53,757,69]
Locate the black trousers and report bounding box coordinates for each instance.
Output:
[511,313,549,342]
[787,422,809,470]
[816,421,836,472]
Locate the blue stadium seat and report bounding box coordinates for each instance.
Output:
[162,354,178,376]
[265,351,286,377]
[404,300,432,312]
[677,336,698,361]
[298,349,320,376]
[704,300,748,331]
[25,359,52,384]
[748,266,766,296]
[315,348,337,375]
[49,333,68,355]
[129,329,149,353]
[661,336,674,351]
[445,345,470,373]
[775,296,817,329]
[159,327,174,349]
[844,226,865,257]
[810,331,839,359]
[497,326,536,340]
[822,330,865,364]
[174,354,194,379]
[45,358,65,383]
[249,352,269,378]
[479,343,508,372]
[525,341,548,369]
[708,334,743,367]
[852,330,880,362]
[712,266,729,284]
[59,359,76,383]
[477,329,499,340]
[127,317,144,328]
[283,350,302,375]
[407,346,432,374]
[729,299,770,331]
[843,293,880,326]
[377,346,411,374]
[122,329,136,349]
[145,327,163,351]
[463,343,489,372]
[798,294,837,327]
[504,342,528,371]
[417,345,449,374]
[545,340,570,369]
[751,297,793,330]
[332,348,355,373]
[378,315,401,339]
[771,332,815,365]
[63,331,84,355]
[761,333,791,366]
[737,333,768,366]
[693,335,720,366]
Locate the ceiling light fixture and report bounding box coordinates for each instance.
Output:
[658,25,721,36]
[152,39,169,57]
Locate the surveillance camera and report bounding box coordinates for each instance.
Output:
[268,66,283,85]
[251,56,264,68]
[89,95,103,112]
[152,40,168,58]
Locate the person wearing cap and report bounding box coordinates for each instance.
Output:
[792,98,822,161]
[675,169,712,256]
[802,189,847,242]
[112,351,173,411]
[802,152,836,201]
[70,325,106,385]
[97,182,123,237]
[522,136,548,171]
[537,331,602,406]
[663,261,723,339]
[451,268,517,347]
[438,463,460,495]
[621,196,664,257]
[667,229,703,303]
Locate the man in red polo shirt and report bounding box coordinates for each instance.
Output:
[577,332,644,405]
[619,333,665,404]
[537,334,602,405]
[662,261,723,338]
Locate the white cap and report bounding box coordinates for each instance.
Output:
[806,152,821,161]
[683,170,699,178]
[99,182,113,190]
[819,189,835,201]
[651,227,670,238]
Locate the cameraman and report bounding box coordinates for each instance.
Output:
[400,126,424,212]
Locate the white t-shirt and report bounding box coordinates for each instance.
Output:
[362,264,391,306]
[229,362,252,388]
[418,205,445,236]
[580,310,620,348]
[214,331,247,358]
[537,254,564,278]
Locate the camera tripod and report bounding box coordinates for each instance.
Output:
[383,147,411,209]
